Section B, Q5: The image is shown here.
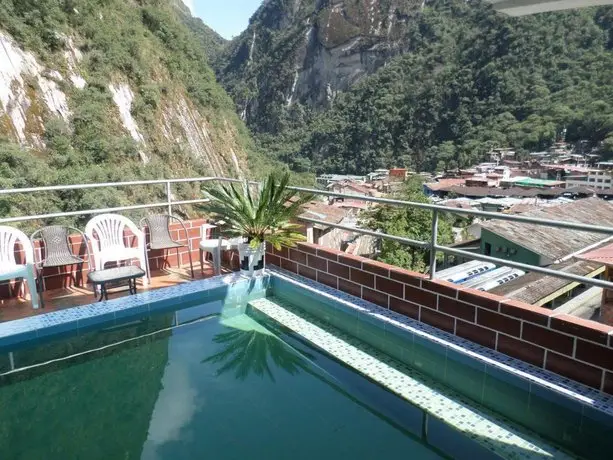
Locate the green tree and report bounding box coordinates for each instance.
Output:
[362,177,453,273]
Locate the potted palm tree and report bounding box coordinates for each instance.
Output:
[202,172,313,276]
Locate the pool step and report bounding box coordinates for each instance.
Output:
[249,297,573,460]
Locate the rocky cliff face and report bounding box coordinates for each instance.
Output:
[217,0,425,132]
[0,0,247,179]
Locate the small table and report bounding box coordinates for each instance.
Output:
[87,266,146,301]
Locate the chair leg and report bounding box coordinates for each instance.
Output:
[213,247,221,276]
[139,251,149,286]
[199,248,204,274]
[37,275,45,309]
[187,247,195,279]
[144,248,151,282]
[177,247,182,270]
[24,267,40,309]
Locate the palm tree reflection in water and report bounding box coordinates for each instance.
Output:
[202,325,315,381]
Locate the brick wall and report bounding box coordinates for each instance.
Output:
[267,242,613,395]
[0,218,237,295]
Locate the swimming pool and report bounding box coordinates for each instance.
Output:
[0,269,611,459]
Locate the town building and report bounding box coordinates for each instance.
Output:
[479,198,613,266]
[316,174,366,186]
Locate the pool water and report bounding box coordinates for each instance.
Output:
[1,271,611,460]
[0,300,449,460]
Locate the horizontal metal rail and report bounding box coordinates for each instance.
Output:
[288,186,613,235]
[300,217,430,248]
[0,176,246,196]
[0,199,211,224]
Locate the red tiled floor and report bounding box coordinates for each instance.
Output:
[0,265,226,323]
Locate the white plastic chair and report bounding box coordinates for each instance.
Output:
[85,214,149,286]
[0,226,40,309]
[199,224,240,275]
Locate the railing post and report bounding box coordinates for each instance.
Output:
[429,210,438,280]
[166,181,172,215]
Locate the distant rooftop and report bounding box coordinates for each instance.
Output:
[577,243,613,267]
[488,0,613,16]
[481,197,613,263]
[299,201,350,226]
[490,258,604,306]
[513,177,565,188]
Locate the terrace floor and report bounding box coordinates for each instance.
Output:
[0,264,223,324]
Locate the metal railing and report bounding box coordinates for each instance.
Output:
[0,177,244,223]
[2,177,613,291]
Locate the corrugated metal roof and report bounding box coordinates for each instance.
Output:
[489,259,603,305]
[299,202,349,225]
[481,198,613,262]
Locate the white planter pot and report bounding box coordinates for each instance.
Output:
[237,242,265,277]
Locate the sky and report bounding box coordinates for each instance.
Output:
[182,0,263,39]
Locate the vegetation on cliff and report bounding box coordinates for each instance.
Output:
[0,0,297,227]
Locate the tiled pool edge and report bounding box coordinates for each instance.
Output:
[0,273,270,348]
[267,266,613,418]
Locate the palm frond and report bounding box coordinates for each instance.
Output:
[202,173,312,249]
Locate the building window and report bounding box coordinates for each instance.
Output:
[484,242,492,256]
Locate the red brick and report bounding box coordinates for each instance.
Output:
[296,243,318,255]
[550,314,612,345]
[376,276,403,298]
[389,297,420,320]
[421,278,459,298]
[362,287,388,308]
[317,271,338,289]
[297,264,316,280]
[456,320,497,348]
[478,309,521,336]
[522,323,574,355]
[338,253,362,268]
[328,261,350,279]
[500,299,551,326]
[546,352,603,389]
[316,247,340,261]
[404,284,437,309]
[438,297,475,322]
[420,307,455,334]
[497,334,545,367]
[338,278,362,298]
[604,372,613,395]
[307,254,328,272]
[362,259,390,277]
[289,248,307,265]
[280,258,297,273]
[265,254,281,267]
[350,268,375,288]
[389,267,424,286]
[458,288,501,311]
[272,246,289,258]
[575,340,613,371]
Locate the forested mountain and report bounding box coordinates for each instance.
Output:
[0,0,270,223]
[216,0,613,174]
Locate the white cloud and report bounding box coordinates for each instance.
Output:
[181,0,194,13]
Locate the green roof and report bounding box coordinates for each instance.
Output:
[514,178,563,187]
